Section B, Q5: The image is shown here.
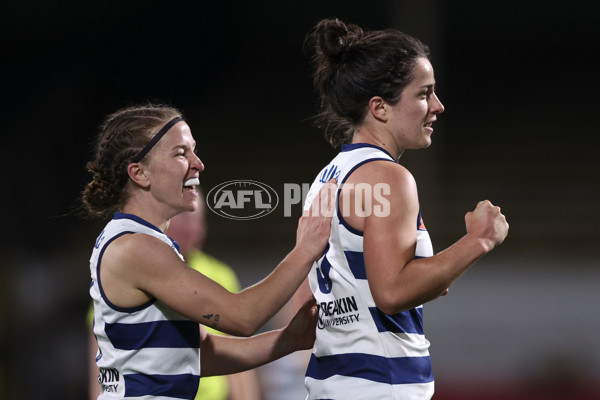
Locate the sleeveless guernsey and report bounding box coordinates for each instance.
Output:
[302,144,435,400]
[89,213,200,399]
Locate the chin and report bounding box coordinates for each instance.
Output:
[171,203,196,218]
[415,141,431,150]
[184,203,198,213]
[190,196,203,210]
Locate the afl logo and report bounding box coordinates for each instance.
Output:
[206,180,279,220]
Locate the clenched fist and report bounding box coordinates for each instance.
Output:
[465,200,509,252]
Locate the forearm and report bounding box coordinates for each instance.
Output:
[88,330,101,400]
[234,247,314,335]
[386,234,489,313]
[228,180,334,335]
[227,370,262,400]
[200,329,292,376]
[292,278,312,313]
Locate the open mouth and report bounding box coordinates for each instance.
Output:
[183,177,200,190]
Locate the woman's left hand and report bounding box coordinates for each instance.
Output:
[283,296,318,351]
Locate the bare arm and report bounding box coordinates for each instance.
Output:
[100,180,336,337]
[226,370,262,400]
[292,277,313,313]
[344,161,508,315]
[200,297,318,376]
[88,329,100,400]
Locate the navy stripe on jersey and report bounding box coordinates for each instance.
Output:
[341,143,396,160]
[124,373,200,398]
[317,246,334,294]
[106,320,200,350]
[306,353,433,385]
[344,250,425,334]
[369,307,424,335]
[417,210,426,230]
[114,212,163,233]
[114,212,180,252]
[344,251,367,279]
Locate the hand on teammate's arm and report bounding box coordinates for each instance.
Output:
[199,297,318,376]
[213,178,335,335]
[293,178,337,263]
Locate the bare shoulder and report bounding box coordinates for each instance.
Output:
[346,160,417,195]
[102,233,184,281]
[100,232,192,307]
[340,160,419,231]
[105,232,174,261]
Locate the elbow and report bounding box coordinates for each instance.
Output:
[374,292,418,315]
[223,319,255,337]
[231,313,262,337]
[374,296,403,316]
[375,288,447,315]
[377,302,418,315]
[234,324,256,337]
[222,324,255,338]
[376,304,397,316]
[377,302,409,316]
[214,293,263,337]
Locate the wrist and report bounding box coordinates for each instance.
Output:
[463,234,494,255]
[287,245,320,268]
[273,327,298,357]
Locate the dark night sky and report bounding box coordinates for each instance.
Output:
[3,1,598,253]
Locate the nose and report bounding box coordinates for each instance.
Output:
[430,92,445,115]
[190,153,205,172]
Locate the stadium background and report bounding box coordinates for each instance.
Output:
[1,1,599,399]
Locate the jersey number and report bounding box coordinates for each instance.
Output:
[316,248,333,294]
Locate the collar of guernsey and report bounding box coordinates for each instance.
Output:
[112,212,181,252]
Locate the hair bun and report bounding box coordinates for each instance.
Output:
[314,18,363,62]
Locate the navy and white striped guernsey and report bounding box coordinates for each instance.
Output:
[89,213,200,399]
[302,144,435,400]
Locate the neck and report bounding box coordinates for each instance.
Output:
[352,127,403,160]
[122,200,171,233]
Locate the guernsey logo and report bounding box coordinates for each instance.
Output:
[98,367,121,394]
[317,296,360,329]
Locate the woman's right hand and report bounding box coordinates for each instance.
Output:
[465,200,509,252]
[295,179,337,262]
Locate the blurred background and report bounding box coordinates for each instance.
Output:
[1,0,599,399]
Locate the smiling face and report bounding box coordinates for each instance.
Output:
[386,57,445,151]
[140,121,205,217]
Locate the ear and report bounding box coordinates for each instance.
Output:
[127,163,151,189]
[368,96,388,122]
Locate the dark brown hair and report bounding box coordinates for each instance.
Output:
[82,104,183,219]
[308,18,430,147]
